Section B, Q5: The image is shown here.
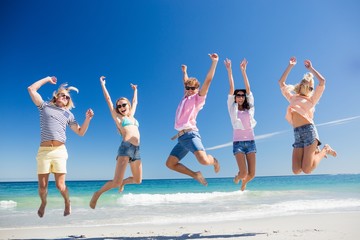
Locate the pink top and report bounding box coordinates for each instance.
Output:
[174,93,206,131]
[233,110,255,141]
[281,84,325,126]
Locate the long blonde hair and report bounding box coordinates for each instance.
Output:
[50,83,79,110]
[115,97,132,116]
[287,72,314,97]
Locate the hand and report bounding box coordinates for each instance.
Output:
[240,58,248,71]
[209,53,219,62]
[181,64,187,73]
[49,76,57,84]
[130,83,137,90]
[224,58,232,70]
[304,59,312,69]
[100,76,106,85]
[86,108,94,120]
[289,56,297,65]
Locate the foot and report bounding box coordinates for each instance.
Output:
[64,200,71,216]
[234,175,241,184]
[89,192,100,209]
[241,180,247,191]
[37,202,46,218]
[213,158,220,173]
[324,144,337,157]
[316,146,327,158]
[119,184,124,193]
[194,171,208,186]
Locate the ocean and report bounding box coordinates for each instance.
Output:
[1,174,360,229]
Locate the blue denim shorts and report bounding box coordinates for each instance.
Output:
[117,141,141,162]
[292,124,321,148]
[233,140,257,155]
[170,131,205,160]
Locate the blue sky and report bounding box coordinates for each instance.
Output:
[1,0,359,181]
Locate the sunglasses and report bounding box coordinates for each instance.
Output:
[236,94,246,97]
[117,103,127,108]
[301,84,313,91]
[58,93,70,100]
[185,86,197,90]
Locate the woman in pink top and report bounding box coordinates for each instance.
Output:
[166,53,220,186]
[225,58,257,191]
[279,56,337,174]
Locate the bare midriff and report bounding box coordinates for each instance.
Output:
[291,111,311,128]
[40,140,64,147]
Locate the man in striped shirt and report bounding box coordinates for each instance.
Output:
[28,76,94,218]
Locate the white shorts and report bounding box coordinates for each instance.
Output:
[36,145,68,174]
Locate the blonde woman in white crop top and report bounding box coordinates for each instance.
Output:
[279,57,337,175]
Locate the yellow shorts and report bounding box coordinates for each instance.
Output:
[36,145,68,174]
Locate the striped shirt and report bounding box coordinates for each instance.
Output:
[38,101,77,143]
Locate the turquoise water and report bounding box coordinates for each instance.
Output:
[1,174,360,229]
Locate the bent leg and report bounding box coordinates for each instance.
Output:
[90,156,129,209]
[302,141,336,174]
[241,153,256,191]
[292,148,304,174]
[120,160,143,192]
[234,153,247,184]
[37,174,49,218]
[194,150,220,173]
[302,141,323,174]
[54,173,71,216]
[166,155,207,186]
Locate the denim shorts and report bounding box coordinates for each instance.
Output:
[233,140,257,155]
[292,124,321,148]
[170,131,205,160]
[117,141,141,162]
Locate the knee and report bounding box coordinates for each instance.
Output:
[56,183,67,192]
[38,185,47,194]
[166,157,177,170]
[197,154,212,165]
[302,168,312,174]
[134,178,142,184]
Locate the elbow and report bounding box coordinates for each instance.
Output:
[27,86,35,94]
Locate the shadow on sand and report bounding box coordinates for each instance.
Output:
[17,232,268,240]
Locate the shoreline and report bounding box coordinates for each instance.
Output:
[1,212,359,239]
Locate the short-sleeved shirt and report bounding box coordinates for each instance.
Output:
[38,101,77,143]
[174,93,206,131]
[281,85,325,126]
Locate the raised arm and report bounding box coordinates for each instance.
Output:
[199,53,219,96]
[181,64,189,86]
[224,58,234,95]
[129,83,138,117]
[28,76,57,106]
[240,58,251,94]
[279,56,296,88]
[70,108,94,136]
[99,76,117,117]
[304,60,325,86]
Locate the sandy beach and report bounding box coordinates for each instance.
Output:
[1,212,358,240]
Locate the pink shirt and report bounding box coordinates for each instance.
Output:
[174,93,206,131]
[281,84,325,126]
[233,110,255,141]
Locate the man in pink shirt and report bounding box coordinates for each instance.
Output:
[166,53,220,186]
